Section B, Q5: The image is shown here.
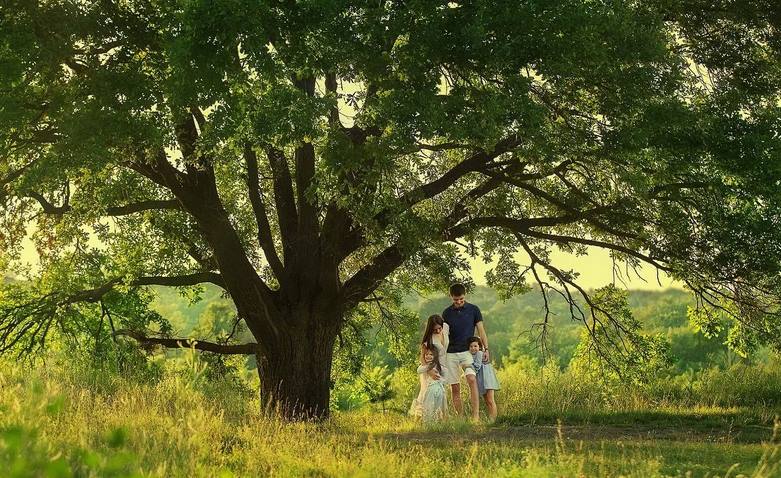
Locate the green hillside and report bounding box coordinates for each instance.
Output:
[153,285,730,372]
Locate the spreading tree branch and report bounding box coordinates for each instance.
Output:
[340,245,407,308]
[114,329,258,354]
[127,149,189,196]
[515,234,631,372]
[374,133,522,228]
[27,192,183,218]
[1,159,39,187]
[480,170,642,239]
[0,272,227,356]
[66,272,226,304]
[266,146,298,261]
[244,145,285,279]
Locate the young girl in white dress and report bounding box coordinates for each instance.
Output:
[468,336,500,421]
[413,346,447,422]
[410,314,451,420]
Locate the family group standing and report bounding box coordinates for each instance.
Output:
[410,283,501,423]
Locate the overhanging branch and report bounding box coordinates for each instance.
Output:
[374,134,522,227]
[340,245,407,308]
[1,159,39,187]
[447,216,665,271]
[106,199,182,216]
[0,271,227,357]
[67,272,227,304]
[27,191,182,217]
[114,329,258,354]
[481,171,642,239]
[336,135,525,265]
[514,234,632,370]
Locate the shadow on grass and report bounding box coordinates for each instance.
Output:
[499,408,780,428]
[347,410,778,477]
[362,408,779,444]
[499,408,779,443]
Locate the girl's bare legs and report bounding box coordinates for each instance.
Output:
[483,390,497,422]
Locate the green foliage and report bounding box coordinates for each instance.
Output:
[497,356,781,422]
[570,286,674,385]
[0,427,72,478]
[358,365,395,405]
[330,364,396,412]
[695,362,781,409]
[330,383,368,412]
[331,280,420,392]
[151,285,229,335]
[0,403,144,478]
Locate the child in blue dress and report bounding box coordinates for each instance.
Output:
[468,336,500,421]
[410,346,447,423]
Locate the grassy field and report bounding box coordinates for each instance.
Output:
[2,357,781,478]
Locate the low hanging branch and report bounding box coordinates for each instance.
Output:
[514,234,633,374]
[27,192,182,217]
[68,272,227,304]
[0,271,228,356]
[114,329,259,355]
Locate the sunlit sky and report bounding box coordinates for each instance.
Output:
[471,247,680,290]
[19,233,678,291]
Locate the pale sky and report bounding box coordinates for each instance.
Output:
[18,231,677,290]
[469,247,679,290]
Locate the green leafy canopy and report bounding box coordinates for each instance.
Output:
[1,0,780,414]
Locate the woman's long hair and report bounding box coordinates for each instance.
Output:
[421,314,444,347]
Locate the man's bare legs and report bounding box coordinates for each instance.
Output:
[451,383,463,415]
[466,374,480,421]
[483,390,497,422]
[451,374,481,421]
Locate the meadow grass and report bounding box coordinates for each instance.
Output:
[1,357,781,477]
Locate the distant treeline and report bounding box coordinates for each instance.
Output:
[153,285,739,373]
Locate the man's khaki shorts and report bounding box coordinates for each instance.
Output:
[446,351,476,385]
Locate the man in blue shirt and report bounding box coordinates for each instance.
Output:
[442,283,490,421]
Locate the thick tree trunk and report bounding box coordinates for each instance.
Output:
[256,308,340,421]
[173,177,345,420]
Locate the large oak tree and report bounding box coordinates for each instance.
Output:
[2,0,780,418]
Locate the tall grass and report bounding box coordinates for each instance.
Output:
[493,358,781,424]
[2,354,781,477]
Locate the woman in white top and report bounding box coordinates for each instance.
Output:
[415,315,450,407]
[420,314,450,378]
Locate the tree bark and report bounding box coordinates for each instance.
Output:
[256,307,340,420]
